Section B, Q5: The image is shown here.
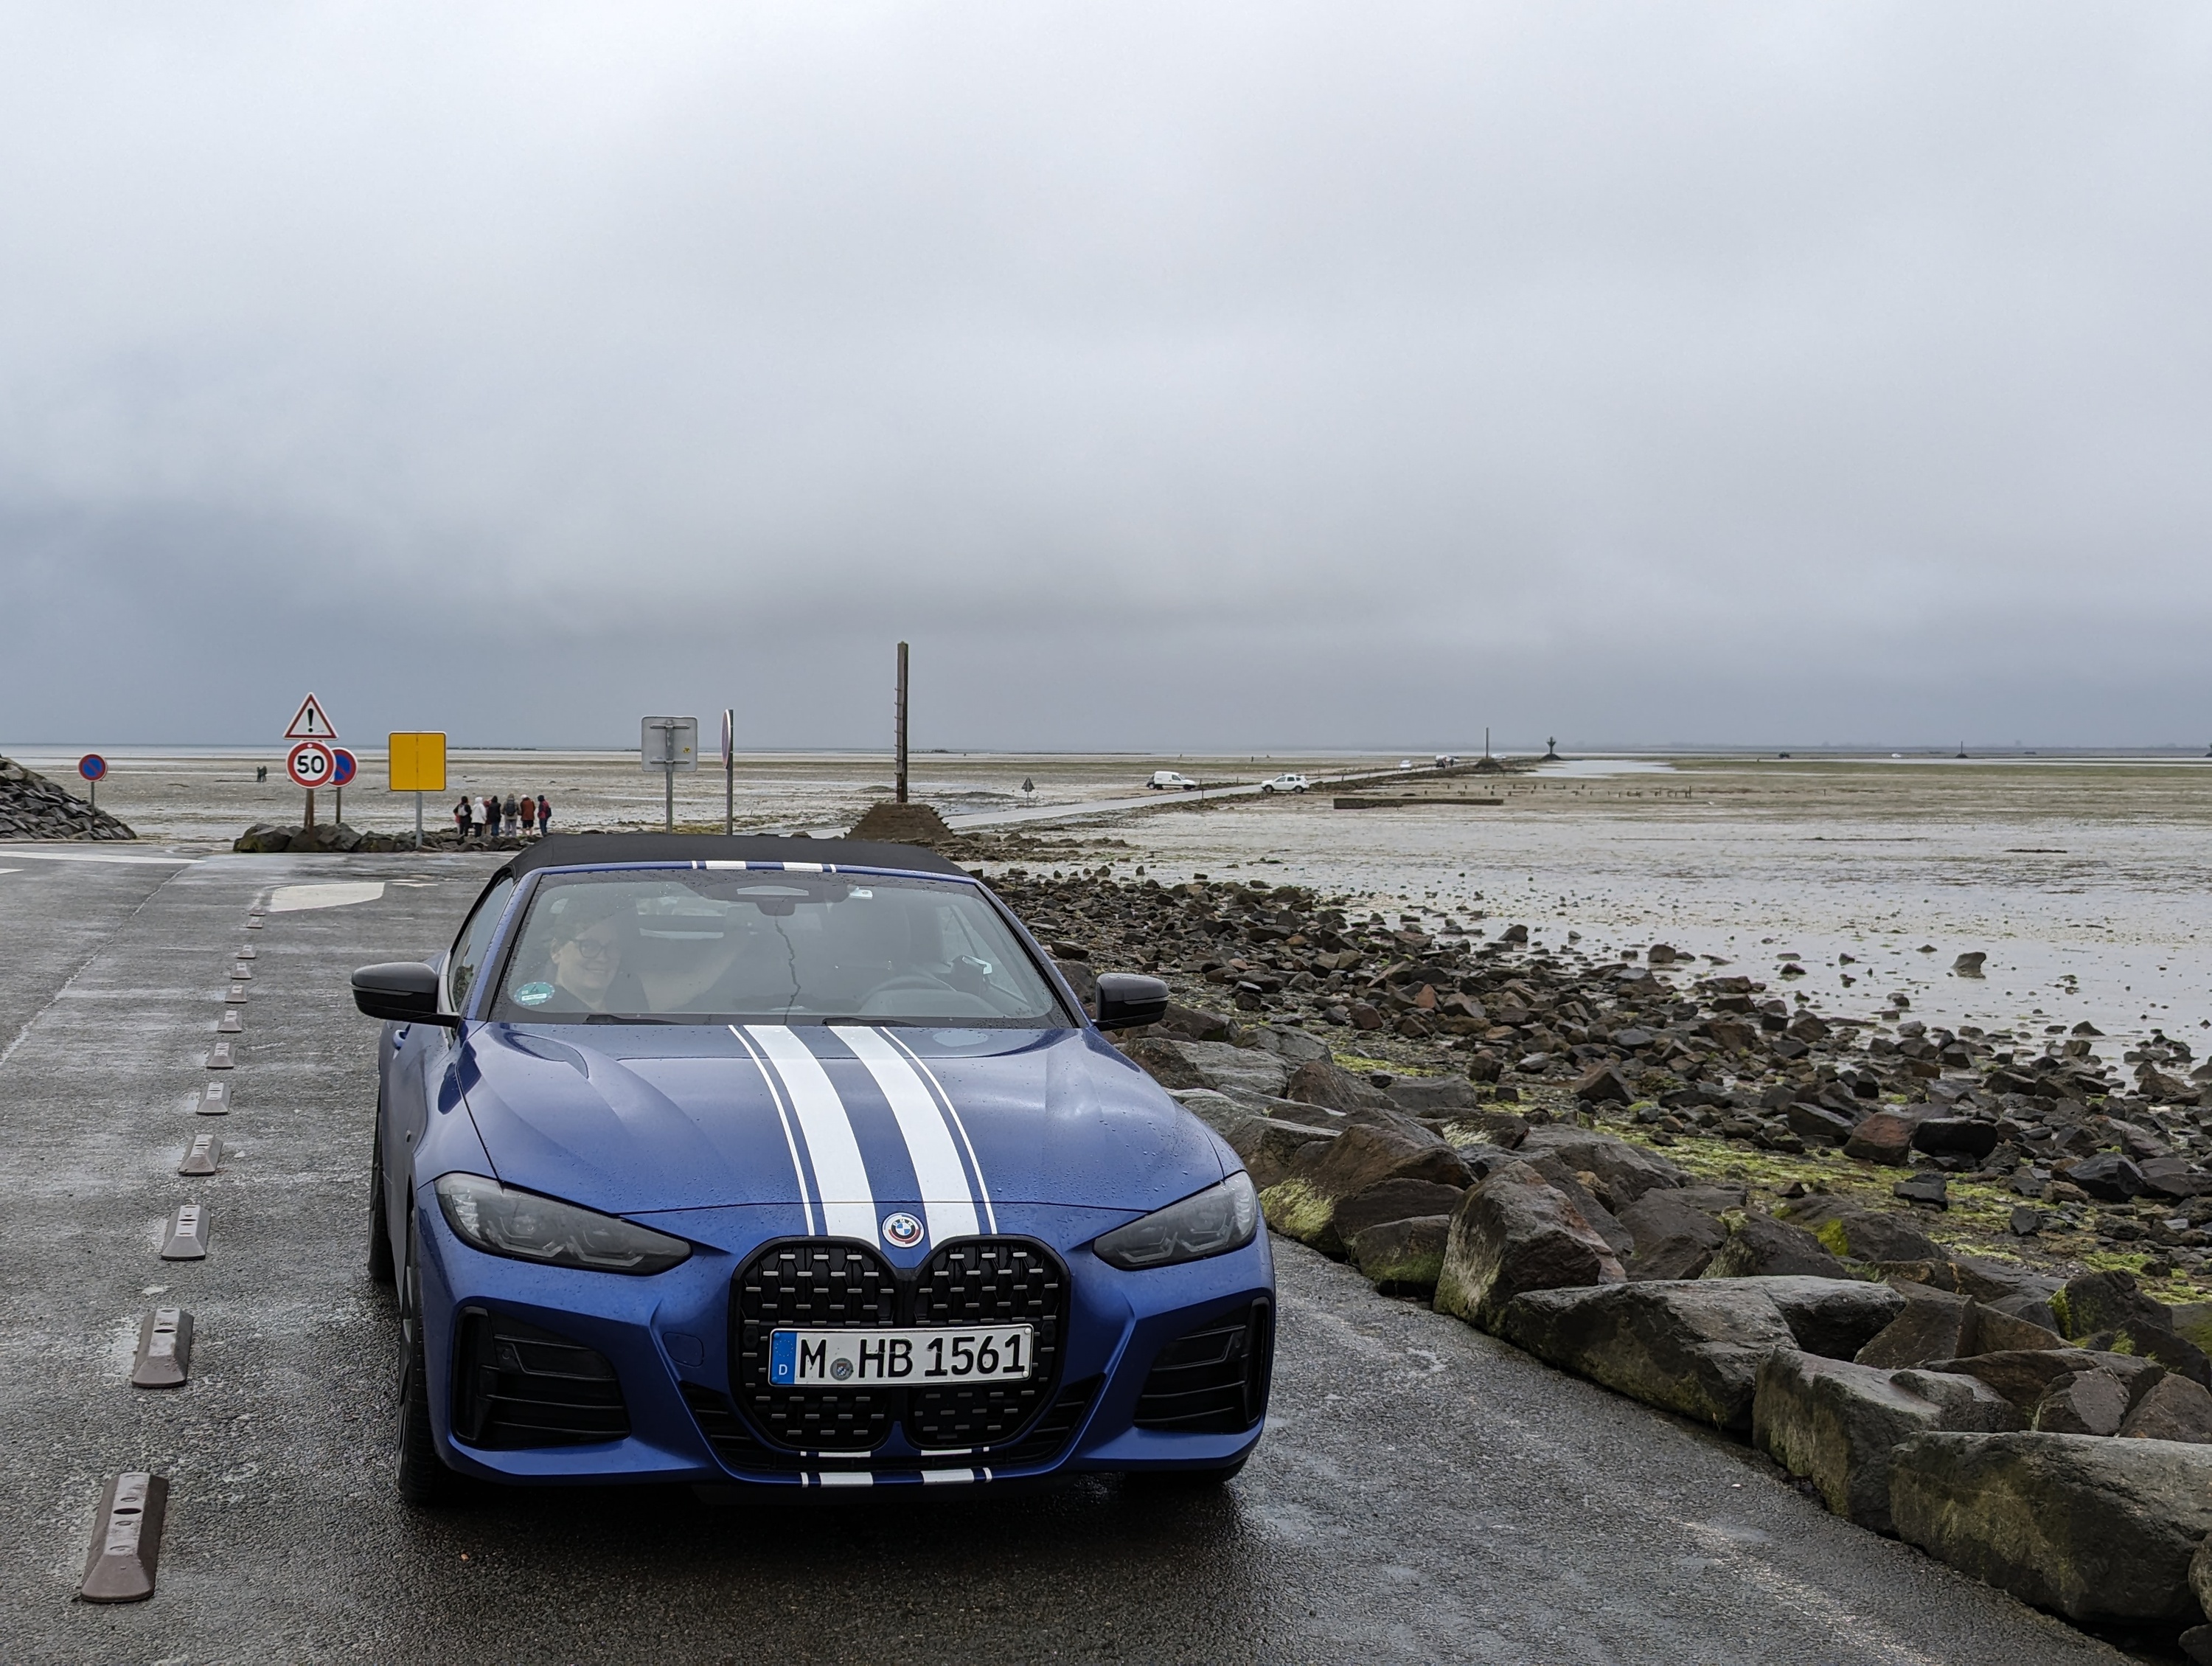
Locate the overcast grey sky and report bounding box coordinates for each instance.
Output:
[1,3,2208,752]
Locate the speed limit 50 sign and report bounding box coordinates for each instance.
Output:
[286,740,336,788]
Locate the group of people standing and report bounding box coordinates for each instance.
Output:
[454,792,552,844]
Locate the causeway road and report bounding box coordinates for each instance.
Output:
[0,847,2118,1664]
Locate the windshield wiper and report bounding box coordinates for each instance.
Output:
[580,1012,678,1024]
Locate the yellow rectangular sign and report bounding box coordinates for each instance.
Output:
[388,732,448,794]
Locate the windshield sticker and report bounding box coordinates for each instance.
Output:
[513,981,554,1007]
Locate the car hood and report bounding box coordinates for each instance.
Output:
[455,1021,1225,1224]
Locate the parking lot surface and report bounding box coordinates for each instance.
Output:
[0,850,2119,1664]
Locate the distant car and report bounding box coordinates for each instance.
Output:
[1148,771,1200,791]
[352,833,1272,1502]
[1434,754,1456,768]
[1259,774,1310,795]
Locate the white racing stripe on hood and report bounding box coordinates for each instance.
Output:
[728,1025,821,1235]
[747,1025,877,1240]
[838,1027,981,1243]
[880,1028,998,1234]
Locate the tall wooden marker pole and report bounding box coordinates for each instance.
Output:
[894,641,910,805]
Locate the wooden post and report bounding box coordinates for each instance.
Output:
[304,789,316,829]
[895,641,909,805]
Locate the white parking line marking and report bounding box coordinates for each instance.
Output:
[0,850,195,866]
[267,881,386,912]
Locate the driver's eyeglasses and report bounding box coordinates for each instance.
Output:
[563,936,621,962]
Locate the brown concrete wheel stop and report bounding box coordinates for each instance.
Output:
[246,913,263,929]
[160,1204,208,1260]
[197,1080,231,1113]
[216,1009,244,1035]
[223,982,248,1004]
[178,1132,222,1176]
[80,1473,167,1602]
[234,944,256,959]
[206,1041,235,1069]
[230,961,252,979]
[131,1308,193,1388]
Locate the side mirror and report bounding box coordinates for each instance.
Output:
[1095,973,1169,1032]
[352,962,456,1027]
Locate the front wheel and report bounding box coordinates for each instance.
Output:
[397,1215,464,1506]
[368,1125,394,1286]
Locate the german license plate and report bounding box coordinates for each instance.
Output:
[769,1325,1036,1386]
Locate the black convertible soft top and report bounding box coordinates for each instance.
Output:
[498,832,970,883]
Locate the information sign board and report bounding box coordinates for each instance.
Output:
[388,733,447,794]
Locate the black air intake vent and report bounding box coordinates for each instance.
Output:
[451,1308,629,1448]
[1132,1299,1273,1434]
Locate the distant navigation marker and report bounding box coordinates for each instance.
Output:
[894,642,911,805]
[720,709,736,836]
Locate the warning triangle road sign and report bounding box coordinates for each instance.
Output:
[284,693,338,740]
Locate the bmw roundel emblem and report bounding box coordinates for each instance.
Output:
[880,1212,925,1249]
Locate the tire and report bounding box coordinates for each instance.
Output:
[397,1214,463,1506]
[367,1125,395,1287]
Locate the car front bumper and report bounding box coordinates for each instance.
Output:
[412,1193,1275,1488]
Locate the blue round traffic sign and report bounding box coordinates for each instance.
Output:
[78,754,106,782]
[330,748,358,788]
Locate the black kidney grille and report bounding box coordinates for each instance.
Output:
[1133,1299,1273,1434]
[906,1239,1067,1448]
[726,1237,1072,1458]
[735,1242,900,1451]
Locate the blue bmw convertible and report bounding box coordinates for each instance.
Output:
[352,834,1273,1502]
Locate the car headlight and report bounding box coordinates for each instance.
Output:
[1092,1173,1259,1270]
[434,1172,691,1275]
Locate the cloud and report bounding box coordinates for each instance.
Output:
[1,2,2208,750]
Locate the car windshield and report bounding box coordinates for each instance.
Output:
[485,870,1072,1027]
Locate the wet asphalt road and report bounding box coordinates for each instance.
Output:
[0,850,2126,1665]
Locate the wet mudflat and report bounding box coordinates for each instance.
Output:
[1096,756,2212,1050]
[0,849,2126,1663]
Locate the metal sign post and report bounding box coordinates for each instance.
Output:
[389,732,447,850]
[720,709,735,836]
[895,642,909,805]
[330,748,357,827]
[78,754,106,814]
[639,717,699,833]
